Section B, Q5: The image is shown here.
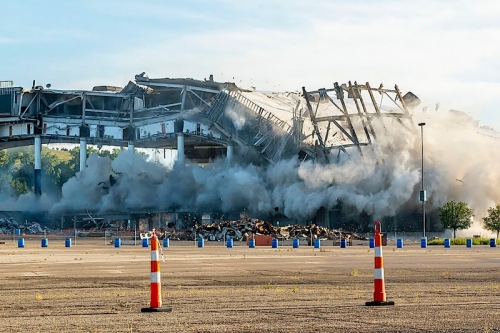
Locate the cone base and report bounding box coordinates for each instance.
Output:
[141,307,173,312]
[365,300,395,306]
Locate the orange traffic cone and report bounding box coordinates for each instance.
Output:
[141,229,172,312]
[366,221,394,306]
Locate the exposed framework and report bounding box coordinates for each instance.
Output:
[0,77,233,154]
[0,75,423,227]
[301,82,418,162]
[0,75,420,165]
[24,79,222,128]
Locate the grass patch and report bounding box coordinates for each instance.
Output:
[427,237,498,246]
[46,147,72,162]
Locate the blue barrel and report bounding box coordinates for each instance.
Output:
[466,238,473,248]
[396,238,403,249]
[369,238,375,248]
[313,238,320,249]
[197,237,204,248]
[271,238,279,249]
[163,238,170,248]
[15,229,21,235]
[114,238,121,248]
[444,238,451,248]
[226,238,233,248]
[17,238,24,248]
[65,238,72,248]
[420,237,427,248]
[340,238,347,248]
[142,238,148,248]
[292,238,300,249]
[41,238,48,248]
[248,238,255,248]
[490,238,496,248]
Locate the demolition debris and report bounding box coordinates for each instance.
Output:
[157,219,366,243]
[0,218,50,234]
[77,218,115,237]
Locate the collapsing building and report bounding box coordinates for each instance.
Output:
[0,74,422,231]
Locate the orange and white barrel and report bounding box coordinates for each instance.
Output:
[366,221,394,306]
[141,230,171,312]
[149,231,162,308]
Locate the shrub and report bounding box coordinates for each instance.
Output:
[427,238,444,245]
[427,237,498,246]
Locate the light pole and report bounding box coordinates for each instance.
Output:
[418,122,426,238]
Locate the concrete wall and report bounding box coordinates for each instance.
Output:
[0,123,32,137]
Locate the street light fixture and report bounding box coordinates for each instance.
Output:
[418,122,426,238]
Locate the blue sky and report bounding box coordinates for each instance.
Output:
[2,0,500,129]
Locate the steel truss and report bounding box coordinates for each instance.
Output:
[301,81,418,162]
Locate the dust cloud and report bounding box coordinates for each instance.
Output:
[45,110,500,233]
[0,103,498,237]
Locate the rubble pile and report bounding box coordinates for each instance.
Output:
[159,219,366,242]
[284,224,366,241]
[77,218,115,237]
[0,218,49,234]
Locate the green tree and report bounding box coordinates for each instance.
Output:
[98,148,121,160]
[0,150,7,164]
[0,150,13,194]
[67,146,121,173]
[0,147,63,195]
[68,146,100,173]
[6,147,34,195]
[0,145,123,196]
[483,204,500,238]
[438,200,474,239]
[10,178,29,195]
[6,147,62,195]
[55,160,74,189]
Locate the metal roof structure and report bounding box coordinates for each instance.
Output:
[0,74,420,164]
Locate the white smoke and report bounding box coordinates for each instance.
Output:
[3,108,498,234]
[46,110,415,220]
[415,111,500,220]
[225,107,246,130]
[0,192,55,212]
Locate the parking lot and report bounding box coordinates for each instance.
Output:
[1,237,499,332]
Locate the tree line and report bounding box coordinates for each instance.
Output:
[2,146,500,237]
[438,201,500,238]
[0,146,120,197]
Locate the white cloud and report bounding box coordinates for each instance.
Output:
[7,0,500,129]
[0,37,17,44]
